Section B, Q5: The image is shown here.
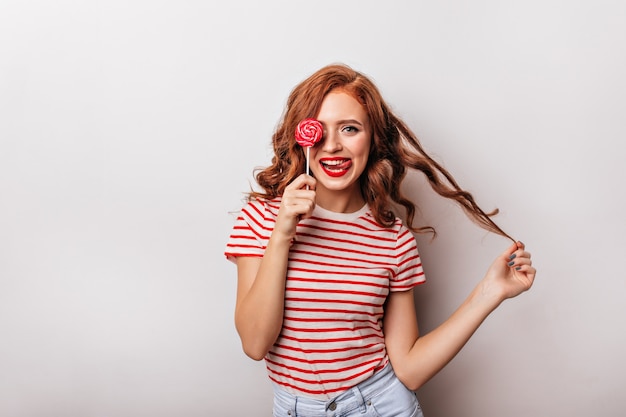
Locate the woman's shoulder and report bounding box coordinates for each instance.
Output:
[361,208,408,232]
[240,196,282,219]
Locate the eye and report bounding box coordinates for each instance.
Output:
[341,125,359,134]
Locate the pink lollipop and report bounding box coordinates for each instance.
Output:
[295,118,323,176]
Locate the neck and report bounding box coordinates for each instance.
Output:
[315,188,365,213]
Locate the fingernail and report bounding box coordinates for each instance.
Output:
[509,254,517,260]
[515,266,522,271]
[507,261,515,267]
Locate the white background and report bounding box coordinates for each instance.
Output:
[1,1,625,416]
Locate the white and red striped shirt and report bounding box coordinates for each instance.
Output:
[225,197,425,400]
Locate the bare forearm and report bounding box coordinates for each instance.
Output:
[397,284,503,390]
[387,243,535,391]
[235,233,292,360]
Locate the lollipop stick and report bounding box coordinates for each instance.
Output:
[306,147,310,176]
[306,147,310,190]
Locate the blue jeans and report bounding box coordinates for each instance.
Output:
[272,364,424,417]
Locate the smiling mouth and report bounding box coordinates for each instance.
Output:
[320,159,352,177]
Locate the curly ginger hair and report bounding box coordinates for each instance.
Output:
[250,64,514,241]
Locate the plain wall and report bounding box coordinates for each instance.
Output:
[1,0,625,416]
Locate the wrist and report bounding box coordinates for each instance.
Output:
[268,229,296,247]
[471,280,505,311]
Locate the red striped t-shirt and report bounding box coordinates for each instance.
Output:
[225,197,425,400]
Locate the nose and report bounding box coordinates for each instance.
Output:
[321,129,342,153]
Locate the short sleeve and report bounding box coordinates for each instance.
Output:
[224,199,275,262]
[390,225,426,291]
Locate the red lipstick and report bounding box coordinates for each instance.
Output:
[319,157,352,177]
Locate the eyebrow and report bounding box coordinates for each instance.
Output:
[320,119,365,127]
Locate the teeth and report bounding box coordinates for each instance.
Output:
[322,160,347,166]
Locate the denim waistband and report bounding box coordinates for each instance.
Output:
[272,363,397,416]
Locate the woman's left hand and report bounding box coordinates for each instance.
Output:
[481,241,536,302]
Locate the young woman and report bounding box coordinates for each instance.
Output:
[225,64,535,417]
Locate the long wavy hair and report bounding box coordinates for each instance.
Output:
[250,64,513,241]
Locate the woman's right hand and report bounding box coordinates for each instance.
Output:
[234,174,316,359]
[274,174,317,240]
